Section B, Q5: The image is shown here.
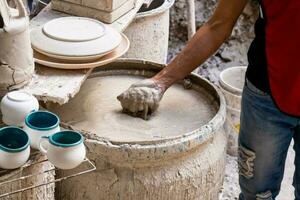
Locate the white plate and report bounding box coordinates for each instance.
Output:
[31,20,122,57]
[34,33,130,69]
[43,17,106,42]
[34,47,115,62]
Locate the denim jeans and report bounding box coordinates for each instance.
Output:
[238,80,300,200]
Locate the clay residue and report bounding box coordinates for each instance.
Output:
[117,79,164,120]
[48,75,216,143]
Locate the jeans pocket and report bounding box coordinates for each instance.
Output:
[245,79,269,97]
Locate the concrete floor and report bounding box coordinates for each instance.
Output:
[220,145,295,200]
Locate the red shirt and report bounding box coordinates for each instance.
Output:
[246,0,300,116]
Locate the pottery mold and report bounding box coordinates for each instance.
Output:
[61,0,128,12]
[47,59,227,200]
[31,23,122,57]
[51,0,136,24]
[33,33,130,69]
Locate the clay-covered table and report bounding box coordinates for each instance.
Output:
[21,0,144,105]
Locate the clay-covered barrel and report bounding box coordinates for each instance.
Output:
[48,59,227,200]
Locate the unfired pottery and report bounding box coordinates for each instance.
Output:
[33,33,130,69]
[31,18,122,58]
[42,17,106,42]
[0,0,34,97]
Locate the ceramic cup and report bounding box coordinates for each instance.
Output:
[0,126,30,169]
[23,111,60,149]
[1,91,39,127]
[39,131,86,169]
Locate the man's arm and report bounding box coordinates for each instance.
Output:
[117,0,248,118]
[153,0,248,90]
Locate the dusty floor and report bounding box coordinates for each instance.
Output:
[219,146,295,200]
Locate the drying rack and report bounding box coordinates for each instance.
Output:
[0,151,96,199]
[0,121,96,199]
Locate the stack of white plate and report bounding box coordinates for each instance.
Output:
[30,17,130,69]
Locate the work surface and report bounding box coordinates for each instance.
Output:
[47,74,217,143]
[21,1,144,105]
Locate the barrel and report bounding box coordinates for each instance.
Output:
[219,66,247,156]
[47,59,227,200]
[123,0,175,64]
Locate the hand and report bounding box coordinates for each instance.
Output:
[117,79,166,120]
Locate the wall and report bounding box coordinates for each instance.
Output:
[168,0,259,83]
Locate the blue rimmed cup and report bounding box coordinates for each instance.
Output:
[0,126,30,169]
[39,131,86,169]
[23,111,60,149]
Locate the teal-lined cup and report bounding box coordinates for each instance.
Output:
[23,111,60,149]
[39,131,86,169]
[0,126,30,169]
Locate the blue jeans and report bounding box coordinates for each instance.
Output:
[239,80,300,200]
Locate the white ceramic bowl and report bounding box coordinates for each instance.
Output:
[1,91,39,127]
[30,17,122,58]
[0,127,30,169]
[23,111,61,149]
[39,131,86,169]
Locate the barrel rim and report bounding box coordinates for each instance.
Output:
[136,0,175,19]
[219,66,247,95]
[69,59,226,164]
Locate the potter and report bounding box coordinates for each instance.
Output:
[23,111,60,149]
[0,126,30,169]
[39,131,86,170]
[0,0,34,96]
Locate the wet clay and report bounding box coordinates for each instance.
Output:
[117,79,164,120]
[49,75,216,143]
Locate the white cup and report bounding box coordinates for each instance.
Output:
[39,131,86,169]
[0,126,30,169]
[1,91,39,127]
[23,111,60,149]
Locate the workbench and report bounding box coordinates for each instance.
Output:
[21,0,144,105]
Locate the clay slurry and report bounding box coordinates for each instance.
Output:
[49,75,216,143]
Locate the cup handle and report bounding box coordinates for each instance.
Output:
[39,136,49,155]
